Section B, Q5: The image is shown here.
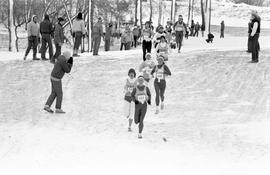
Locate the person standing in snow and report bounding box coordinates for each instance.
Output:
[40,14,54,61]
[72,12,86,57]
[131,76,151,139]
[193,22,200,37]
[173,15,187,53]
[124,68,137,132]
[23,15,40,60]
[151,56,171,114]
[142,21,154,61]
[139,53,156,86]
[92,17,104,56]
[220,20,225,38]
[249,11,261,63]
[51,17,65,64]
[190,20,195,36]
[133,25,140,48]
[44,51,73,114]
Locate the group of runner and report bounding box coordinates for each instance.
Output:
[122,15,189,139]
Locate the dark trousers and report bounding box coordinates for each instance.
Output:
[120,42,125,50]
[45,79,63,109]
[134,103,147,134]
[220,30,224,38]
[133,35,138,48]
[93,35,101,55]
[193,30,199,37]
[247,35,252,52]
[74,32,83,50]
[41,34,53,59]
[251,34,260,62]
[120,42,131,50]
[154,79,166,106]
[142,40,152,61]
[25,36,38,58]
[52,43,61,62]
[105,39,110,51]
[176,31,184,51]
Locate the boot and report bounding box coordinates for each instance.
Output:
[138,133,142,139]
[55,109,66,114]
[44,105,54,113]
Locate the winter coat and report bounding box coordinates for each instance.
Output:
[54,23,65,44]
[51,55,72,80]
[133,28,140,37]
[92,22,103,36]
[40,19,54,35]
[27,15,39,37]
[105,26,112,40]
[72,19,86,34]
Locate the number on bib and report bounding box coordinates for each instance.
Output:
[127,87,133,93]
[138,95,146,103]
[157,72,163,79]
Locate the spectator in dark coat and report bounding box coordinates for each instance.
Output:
[249,11,261,63]
[190,20,195,36]
[133,26,140,48]
[44,51,73,114]
[105,23,112,51]
[51,17,65,64]
[193,22,200,37]
[40,14,54,60]
[220,20,225,38]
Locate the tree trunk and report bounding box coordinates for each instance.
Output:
[208,0,211,33]
[201,0,205,32]
[140,0,142,27]
[187,0,191,25]
[149,0,152,22]
[158,0,162,25]
[135,0,138,26]
[8,0,16,52]
[62,0,74,43]
[191,0,194,20]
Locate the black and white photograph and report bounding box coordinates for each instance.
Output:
[0,0,270,174]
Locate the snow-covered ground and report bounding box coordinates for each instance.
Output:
[1,36,270,175]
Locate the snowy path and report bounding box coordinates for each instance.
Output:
[0,37,270,175]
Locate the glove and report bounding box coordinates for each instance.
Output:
[134,100,139,105]
[67,57,73,64]
[147,100,151,105]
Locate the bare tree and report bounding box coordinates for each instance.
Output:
[140,0,142,27]
[135,0,138,26]
[187,0,191,25]
[8,0,16,51]
[201,0,206,32]
[158,0,162,25]
[149,0,153,22]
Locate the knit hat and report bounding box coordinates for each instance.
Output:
[58,17,64,22]
[77,12,83,20]
[128,68,136,77]
[157,55,164,61]
[145,53,151,59]
[63,51,71,60]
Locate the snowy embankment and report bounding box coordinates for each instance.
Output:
[1,36,270,175]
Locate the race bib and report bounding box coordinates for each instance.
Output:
[157,72,163,79]
[176,26,183,31]
[127,87,133,93]
[138,95,146,103]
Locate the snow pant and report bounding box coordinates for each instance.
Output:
[105,39,110,51]
[142,40,152,61]
[52,43,61,62]
[176,31,184,51]
[220,30,224,38]
[74,32,83,50]
[133,35,138,48]
[193,30,199,37]
[93,34,101,55]
[154,79,166,106]
[251,33,260,62]
[124,99,135,118]
[25,36,38,58]
[134,102,147,134]
[45,78,63,109]
[40,34,53,59]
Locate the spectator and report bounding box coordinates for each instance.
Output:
[51,17,65,64]
[23,15,40,60]
[92,16,103,56]
[72,12,86,57]
[193,22,200,37]
[105,23,112,51]
[40,14,54,60]
[220,20,225,38]
[133,26,140,48]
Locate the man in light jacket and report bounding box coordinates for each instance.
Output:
[92,17,104,56]
[24,15,40,60]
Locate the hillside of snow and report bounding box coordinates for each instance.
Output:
[135,0,270,28]
[0,35,270,175]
